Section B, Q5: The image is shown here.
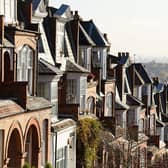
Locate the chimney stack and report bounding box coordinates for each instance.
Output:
[104,33,107,41]
[0,15,4,44]
[74,11,80,20]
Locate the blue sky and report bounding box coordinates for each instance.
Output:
[49,0,168,62]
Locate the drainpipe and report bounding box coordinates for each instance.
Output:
[0,15,4,82]
[0,15,4,44]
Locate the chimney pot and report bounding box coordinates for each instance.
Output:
[75,11,78,15]
[118,52,122,57]
[126,52,129,57]
[104,33,107,39]
[122,52,125,57]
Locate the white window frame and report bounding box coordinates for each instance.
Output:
[17,45,33,95]
[56,147,66,168]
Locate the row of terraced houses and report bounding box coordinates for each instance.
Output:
[0,0,168,168]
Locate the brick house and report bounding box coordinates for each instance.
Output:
[0,2,52,167]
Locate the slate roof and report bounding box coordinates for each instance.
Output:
[32,0,41,10]
[133,63,152,84]
[27,97,52,111]
[80,20,109,46]
[0,99,24,118]
[48,4,70,17]
[0,38,14,48]
[65,59,89,73]
[38,59,62,75]
[153,83,164,93]
[126,94,144,106]
[54,4,70,16]
[79,24,95,46]
[119,55,129,65]
[115,100,129,110]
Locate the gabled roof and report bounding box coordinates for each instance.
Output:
[126,94,144,106]
[153,83,164,93]
[38,59,63,75]
[133,63,152,84]
[54,4,70,16]
[65,59,89,73]
[32,0,41,10]
[80,20,109,47]
[31,0,47,12]
[48,4,72,19]
[119,55,130,65]
[79,24,95,46]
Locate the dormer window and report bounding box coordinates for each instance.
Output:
[17,45,33,95]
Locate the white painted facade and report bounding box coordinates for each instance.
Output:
[156,127,165,148]
[51,119,76,168]
[55,21,65,63]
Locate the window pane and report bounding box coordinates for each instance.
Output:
[66,79,77,104]
[17,45,33,95]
